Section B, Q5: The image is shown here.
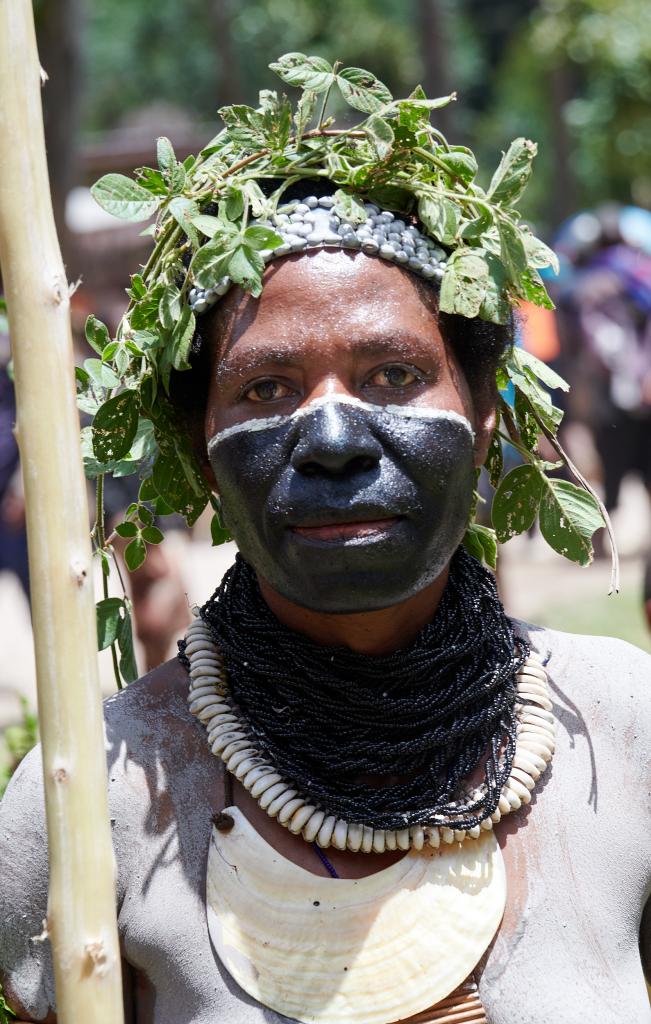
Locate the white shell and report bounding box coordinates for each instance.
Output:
[332,819,349,851]
[250,772,284,799]
[316,815,337,849]
[303,810,326,843]
[277,797,305,825]
[361,826,374,854]
[266,788,299,818]
[372,829,386,854]
[289,804,317,835]
[207,808,506,1024]
[346,823,364,852]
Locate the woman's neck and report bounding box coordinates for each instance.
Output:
[257,565,450,656]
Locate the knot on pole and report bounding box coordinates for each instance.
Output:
[84,939,109,977]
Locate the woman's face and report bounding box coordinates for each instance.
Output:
[203,249,493,613]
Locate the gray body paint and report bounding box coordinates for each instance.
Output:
[208,399,476,613]
[1,622,650,1023]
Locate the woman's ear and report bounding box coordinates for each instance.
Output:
[472,389,497,468]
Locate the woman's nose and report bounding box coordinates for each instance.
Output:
[290,401,383,478]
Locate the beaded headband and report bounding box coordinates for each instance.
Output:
[189,195,446,315]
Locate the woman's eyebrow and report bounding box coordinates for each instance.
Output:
[216,330,438,382]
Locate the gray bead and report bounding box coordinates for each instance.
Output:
[189,288,198,303]
[193,298,208,313]
[303,211,317,223]
[381,211,395,222]
[361,239,380,254]
[305,196,319,208]
[393,220,406,232]
[292,223,313,237]
[321,230,341,244]
[421,263,437,278]
[329,216,341,230]
[395,250,408,264]
[408,257,423,271]
[433,267,445,279]
[373,231,387,244]
[215,278,230,296]
[289,212,305,223]
[274,213,290,224]
[287,235,308,251]
[387,231,401,243]
[364,203,380,216]
[342,236,361,249]
[295,203,310,214]
[204,288,216,300]
[259,249,274,261]
[318,196,335,208]
[402,242,415,257]
[405,225,419,238]
[380,243,397,259]
[274,242,292,256]
[417,248,430,261]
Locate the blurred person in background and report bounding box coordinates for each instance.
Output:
[0,332,29,606]
[553,205,651,516]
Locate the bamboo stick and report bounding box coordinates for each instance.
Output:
[0,3,124,1021]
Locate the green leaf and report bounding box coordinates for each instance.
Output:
[337,66,392,113]
[135,166,168,197]
[522,232,560,275]
[332,189,367,225]
[210,512,231,546]
[117,606,139,683]
[228,245,264,295]
[479,253,511,325]
[127,274,147,301]
[294,89,317,141]
[517,267,555,310]
[460,207,493,240]
[498,218,528,289]
[365,114,394,160]
[130,285,165,331]
[491,464,543,542]
[486,429,504,488]
[85,315,110,356]
[224,186,245,221]
[437,148,477,183]
[158,284,182,330]
[219,104,267,149]
[141,525,164,545]
[156,136,185,193]
[92,390,139,462]
[243,225,284,250]
[170,306,196,371]
[417,194,460,246]
[124,535,146,571]
[463,523,497,569]
[114,521,138,538]
[488,138,537,206]
[439,249,489,318]
[516,348,569,392]
[137,504,153,526]
[168,196,200,246]
[83,358,120,389]
[269,53,334,93]
[539,479,604,566]
[191,241,233,290]
[191,214,227,239]
[91,173,161,222]
[259,89,292,151]
[96,597,124,651]
[152,451,210,523]
[507,349,563,430]
[406,87,456,110]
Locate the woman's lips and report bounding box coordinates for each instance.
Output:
[291,517,401,542]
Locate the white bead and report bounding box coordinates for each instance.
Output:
[316,815,337,848]
[221,739,252,761]
[303,810,326,843]
[346,823,364,852]
[518,737,554,761]
[288,804,317,835]
[454,830,466,843]
[480,816,493,831]
[211,730,247,755]
[332,820,349,851]
[506,777,532,803]
[518,691,553,711]
[385,830,398,850]
[189,694,222,713]
[467,825,481,839]
[513,753,542,780]
[409,826,425,850]
[264,785,297,815]
[490,808,501,824]
[427,827,441,847]
[498,794,511,814]
[372,829,386,854]
[249,772,283,798]
[509,766,535,790]
[503,787,522,811]
[241,764,276,792]
[522,706,554,725]
[226,747,258,773]
[232,755,265,781]
[277,797,305,825]
[258,781,288,810]
[361,826,374,853]
[440,827,455,844]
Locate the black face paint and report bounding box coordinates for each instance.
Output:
[208,397,476,613]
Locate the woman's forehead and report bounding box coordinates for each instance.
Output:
[211,248,442,363]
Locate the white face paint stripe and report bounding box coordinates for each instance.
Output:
[207,394,474,453]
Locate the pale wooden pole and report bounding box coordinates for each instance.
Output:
[0,2,124,1021]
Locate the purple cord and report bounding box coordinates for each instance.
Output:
[312,842,339,878]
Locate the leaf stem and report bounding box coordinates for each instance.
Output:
[318,63,341,131]
[95,474,123,690]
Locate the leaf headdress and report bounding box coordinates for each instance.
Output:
[81,53,616,684]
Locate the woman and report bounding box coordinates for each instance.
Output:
[1,55,650,1024]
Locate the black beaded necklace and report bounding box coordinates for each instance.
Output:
[179,547,527,832]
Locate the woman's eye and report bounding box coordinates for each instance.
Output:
[368,365,420,388]
[243,379,293,403]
